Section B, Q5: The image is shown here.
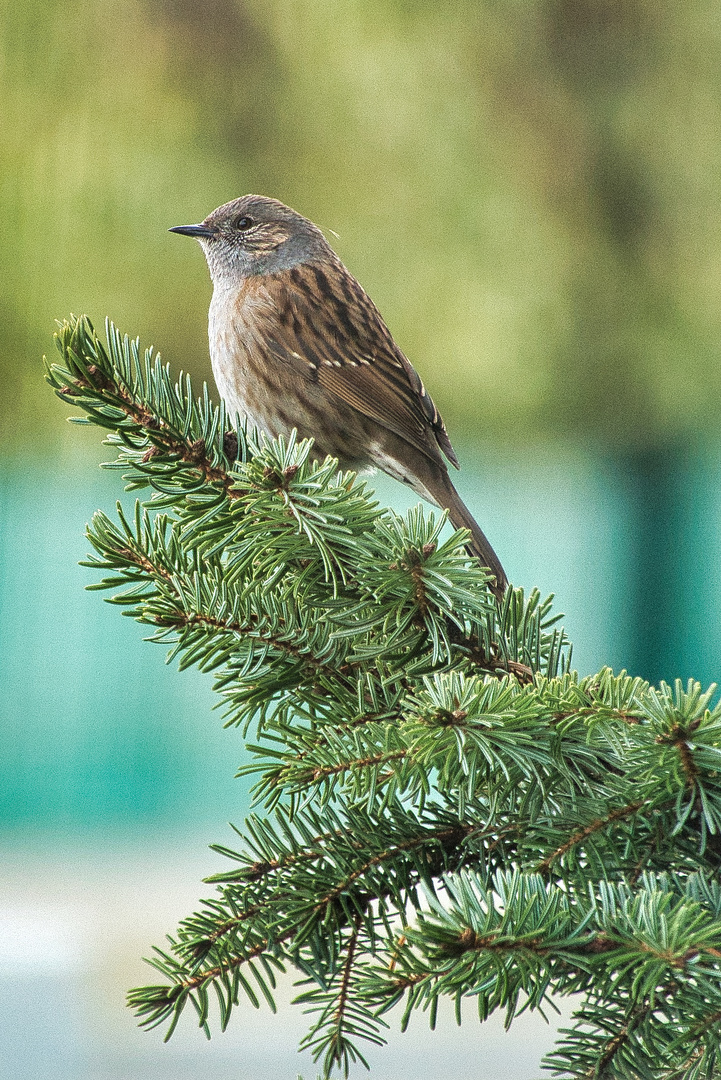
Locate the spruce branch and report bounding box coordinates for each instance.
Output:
[47,315,721,1078]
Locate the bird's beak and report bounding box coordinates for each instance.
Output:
[169,223,217,238]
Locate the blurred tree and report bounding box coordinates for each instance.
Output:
[3,0,721,452]
[0,0,282,441]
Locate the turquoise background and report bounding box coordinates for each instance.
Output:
[2,444,720,833]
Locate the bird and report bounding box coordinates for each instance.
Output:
[170,195,508,598]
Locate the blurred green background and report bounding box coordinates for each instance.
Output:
[2,2,721,1076]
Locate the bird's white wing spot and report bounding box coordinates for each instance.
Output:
[367,442,438,506]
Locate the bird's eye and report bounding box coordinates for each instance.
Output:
[235,216,254,231]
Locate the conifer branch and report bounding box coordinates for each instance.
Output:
[53,317,240,497]
[47,315,721,1079]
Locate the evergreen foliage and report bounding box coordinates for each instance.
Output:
[47,315,721,1079]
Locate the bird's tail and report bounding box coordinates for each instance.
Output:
[432,471,508,601]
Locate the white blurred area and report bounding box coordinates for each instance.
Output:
[0,836,569,1080]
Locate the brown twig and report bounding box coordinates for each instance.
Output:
[180,927,296,991]
[309,749,408,782]
[589,1004,651,1079]
[332,915,363,1038]
[536,802,644,873]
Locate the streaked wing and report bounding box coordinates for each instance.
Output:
[264,259,459,468]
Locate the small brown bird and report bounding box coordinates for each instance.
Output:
[170,196,507,597]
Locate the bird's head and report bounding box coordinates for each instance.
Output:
[170,195,332,284]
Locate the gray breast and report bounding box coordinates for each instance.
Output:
[208,281,280,434]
